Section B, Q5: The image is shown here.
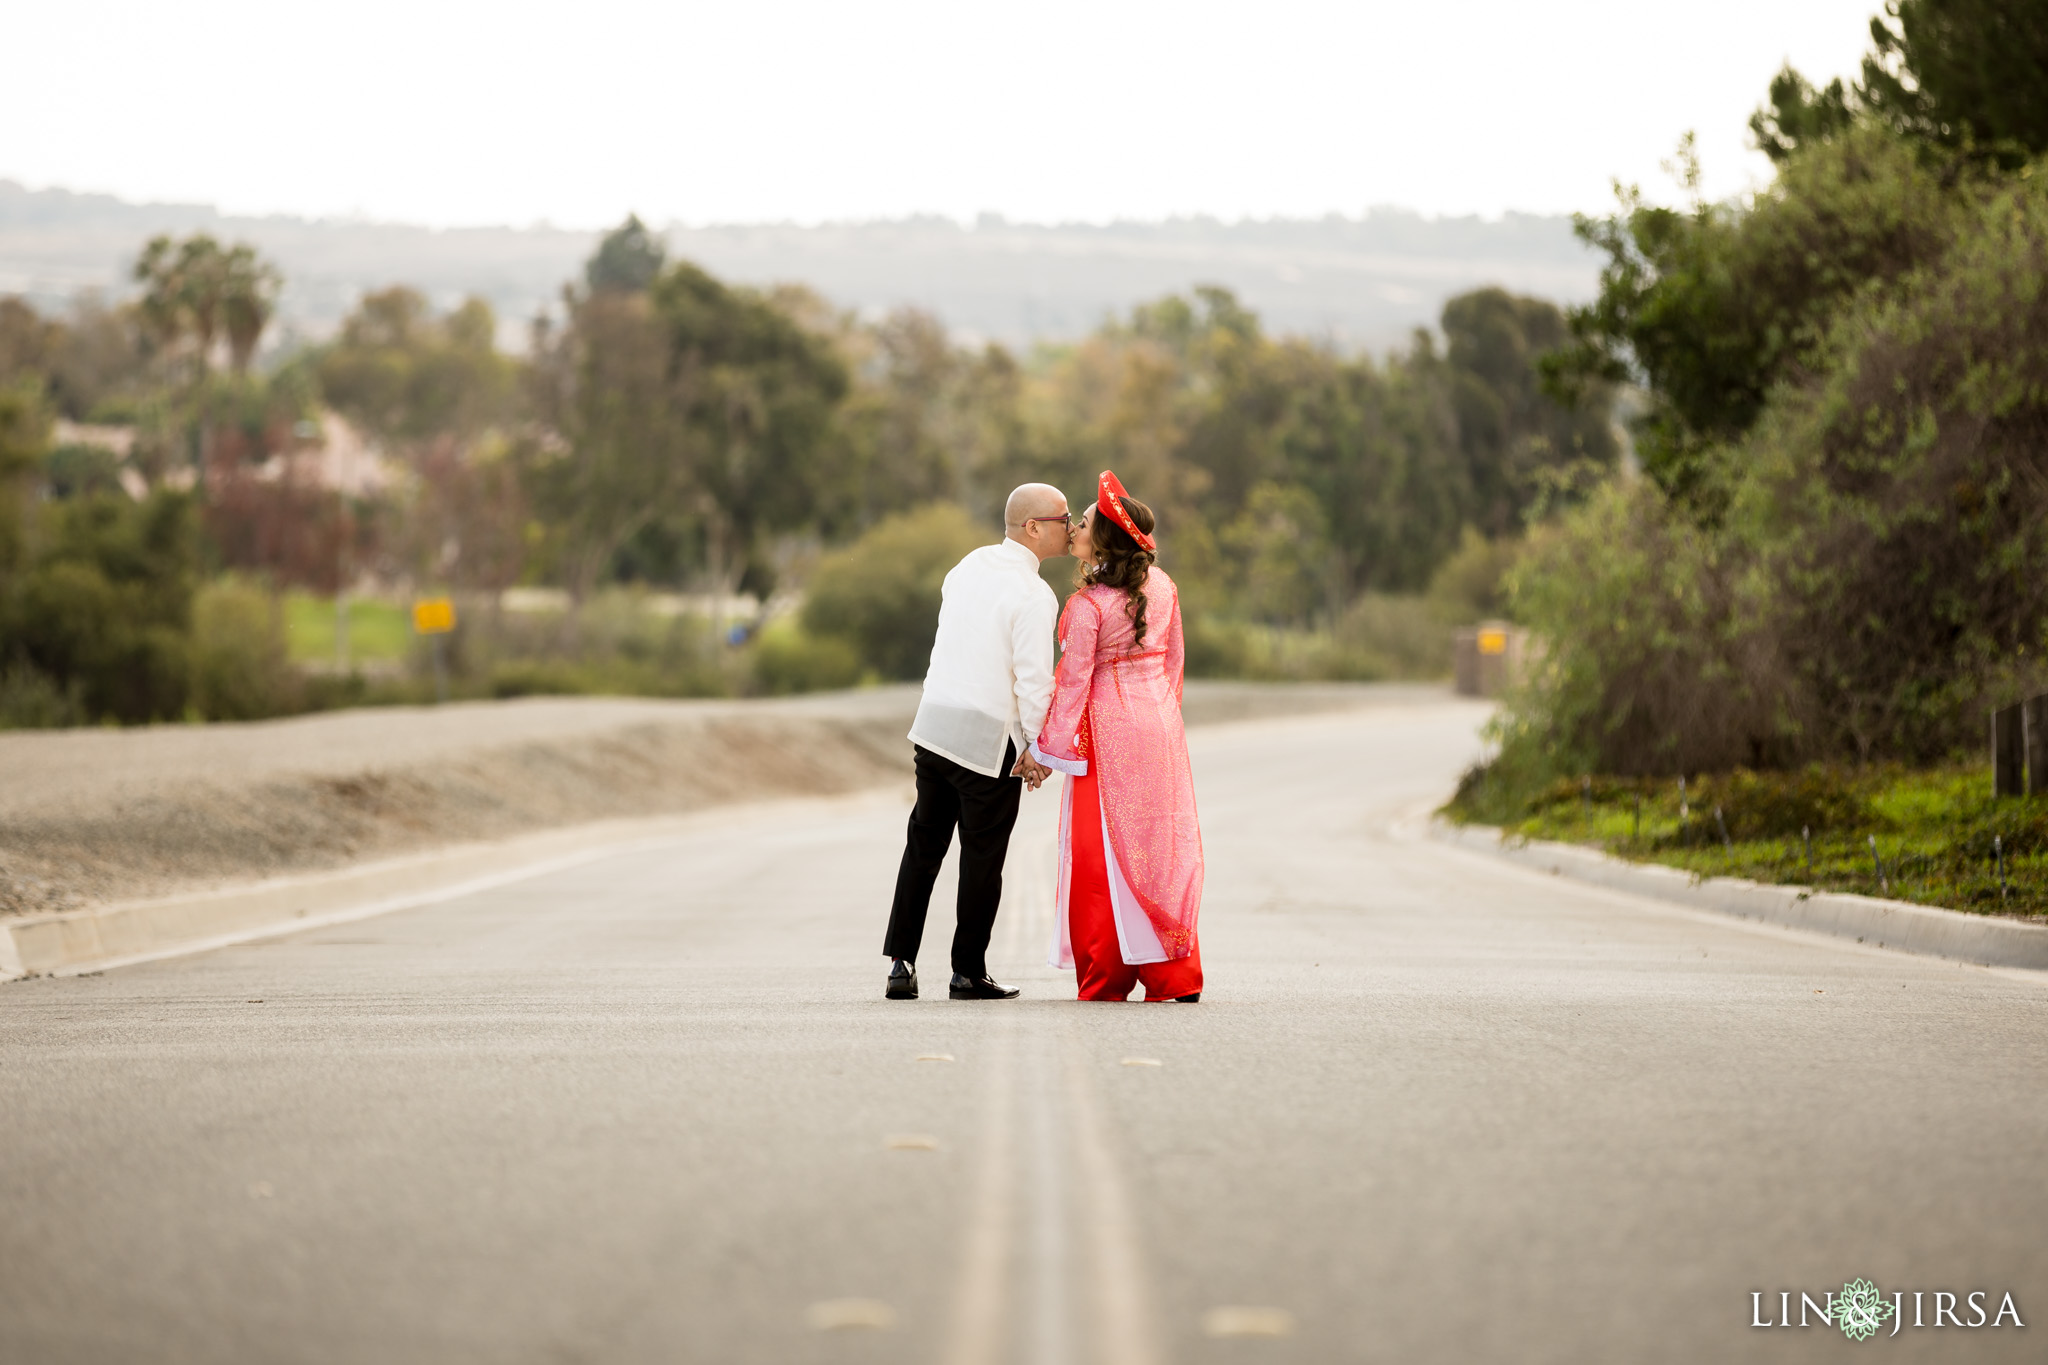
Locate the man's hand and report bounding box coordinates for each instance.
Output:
[1012,753,1052,790]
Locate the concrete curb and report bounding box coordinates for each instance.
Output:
[1428,818,2048,970]
[0,791,906,982]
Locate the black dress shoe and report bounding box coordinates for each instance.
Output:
[948,973,1020,1000]
[886,959,918,1000]
[1168,992,1201,1003]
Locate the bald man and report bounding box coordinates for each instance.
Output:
[882,484,1072,1000]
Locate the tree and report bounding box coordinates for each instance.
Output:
[1266,337,1464,599]
[823,307,965,534]
[1440,288,1617,534]
[132,235,279,376]
[648,260,848,596]
[1749,65,1856,164]
[525,287,704,605]
[0,298,58,391]
[48,295,148,421]
[318,288,513,448]
[317,289,519,595]
[586,214,667,294]
[1860,0,2048,164]
[1220,482,1333,624]
[0,380,47,571]
[525,256,845,604]
[1545,126,1962,505]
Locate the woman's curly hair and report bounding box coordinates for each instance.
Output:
[1080,493,1157,647]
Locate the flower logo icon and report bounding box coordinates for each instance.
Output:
[1835,1279,1895,1341]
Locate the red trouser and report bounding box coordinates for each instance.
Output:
[1069,766,1202,1002]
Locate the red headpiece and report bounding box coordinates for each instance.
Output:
[1096,469,1156,553]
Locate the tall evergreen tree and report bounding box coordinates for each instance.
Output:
[1860,0,2048,163]
[585,214,667,294]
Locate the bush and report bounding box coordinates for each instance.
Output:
[487,660,595,699]
[1180,594,1450,683]
[1182,611,1255,678]
[751,619,864,695]
[1425,528,1520,625]
[189,578,302,720]
[2,491,198,724]
[0,664,83,729]
[444,592,739,701]
[801,503,988,680]
[1496,477,1788,783]
[1330,593,1453,679]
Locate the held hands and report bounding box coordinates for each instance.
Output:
[1012,752,1052,790]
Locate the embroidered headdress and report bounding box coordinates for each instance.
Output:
[1096,469,1156,553]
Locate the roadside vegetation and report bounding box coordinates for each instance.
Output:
[1447,0,2048,915]
[1447,763,2048,919]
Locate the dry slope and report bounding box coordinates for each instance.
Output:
[0,682,1420,915]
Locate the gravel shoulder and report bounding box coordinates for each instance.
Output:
[3,682,1436,915]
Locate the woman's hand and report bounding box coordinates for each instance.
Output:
[1012,753,1052,789]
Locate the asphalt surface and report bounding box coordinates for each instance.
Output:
[3,698,2045,1364]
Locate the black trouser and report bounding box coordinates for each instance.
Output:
[883,743,1022,979]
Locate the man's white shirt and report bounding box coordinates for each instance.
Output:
[908,538,1058,778]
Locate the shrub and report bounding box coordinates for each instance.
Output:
[1330,593,1452,679]
[1181,611,1255,678]
[1425,528,1520,624]
[189,577,302,720]
[801,503,988,680]
[0,664,83,729]
[2,491,198,723]
[1179,594,1448,683]
[751,619,864,695]
[1497,478,1790,782]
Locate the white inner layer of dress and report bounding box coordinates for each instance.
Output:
[1045,765,1167,970]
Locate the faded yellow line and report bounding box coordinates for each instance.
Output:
[944,1013,1018,1365]
[1064,1039,1161,1365]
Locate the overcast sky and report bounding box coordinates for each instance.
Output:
[6,0,1879,229]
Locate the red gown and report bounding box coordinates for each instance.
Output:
[1032,569,1204,1001]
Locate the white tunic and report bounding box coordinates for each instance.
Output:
[906,538,1058,778]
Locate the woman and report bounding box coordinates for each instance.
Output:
[1028,471,1203,1001]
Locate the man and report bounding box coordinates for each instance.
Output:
[882,484,1069,1000]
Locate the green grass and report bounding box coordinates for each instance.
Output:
[1444,762,2048,919]
[284,594,413,664]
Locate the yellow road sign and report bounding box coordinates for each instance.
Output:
[1477,628,1508,656]
[412,597,456,635]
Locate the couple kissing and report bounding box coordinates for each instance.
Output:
[880,471,1205,1003]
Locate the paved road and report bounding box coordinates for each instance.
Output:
[4,699,2044,1364]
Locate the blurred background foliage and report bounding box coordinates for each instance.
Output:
[0,197,1606,725]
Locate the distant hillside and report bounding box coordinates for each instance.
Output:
[0,181,1599,351]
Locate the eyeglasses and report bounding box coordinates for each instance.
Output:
[1024,514,1074,529]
